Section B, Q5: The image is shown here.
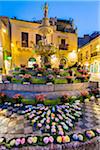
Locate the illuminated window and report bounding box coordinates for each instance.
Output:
[21,32,28,47]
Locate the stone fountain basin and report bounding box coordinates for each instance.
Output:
[0,82,92,99]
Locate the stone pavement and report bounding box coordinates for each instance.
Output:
[75,100,100,131]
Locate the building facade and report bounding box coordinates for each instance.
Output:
[10,17,77,68]
[78,32,100,75]
[0,17,11,74]
[0,4,77,73]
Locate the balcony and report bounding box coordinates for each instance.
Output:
[91,51,100,57]
[59,44,68,50]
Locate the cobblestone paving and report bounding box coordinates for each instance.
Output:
[75,100,100,131]
[0,100,100,141]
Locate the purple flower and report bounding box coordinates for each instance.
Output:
[43,137,49,144]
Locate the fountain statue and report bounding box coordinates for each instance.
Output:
[35,3,58,67]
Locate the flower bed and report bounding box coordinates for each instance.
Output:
[3,66,90,84]
[0,91,99,149]
[24,101,82,135]
[0,91,92,105]
[0,129,99,148]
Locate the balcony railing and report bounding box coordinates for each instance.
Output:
[91,51,100,57]
[59,44,68,50]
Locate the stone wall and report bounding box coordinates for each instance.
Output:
[0,82,89,92]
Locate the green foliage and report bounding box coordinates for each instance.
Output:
[73,79,80,83]
[44,98,61,105]
[27,71,36,76]
[54,78,67,84]
[11,78,22,83]
[21,98,61,105]
[20,69,27,75]
[14,67,20,71]
[71,67,77,72]
[76,71,81,76]
[31,78,46,84]
[59,71,69,77]
[13,72,20,76]
[6,75,12,82]
[21,99,36,105]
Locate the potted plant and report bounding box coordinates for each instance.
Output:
[0,92,7,104]
[81,90,89,102]
[37,68,45,76]
[22,74,32,83]
[13,94,23,103]
[33,63,39,69]
[53,68,60,75]
[35,94,46,104]
[45,62,51,69]
[66,76,73,83]
[20,68,27,75]
[6,75,13,82]
[61,94,69,103]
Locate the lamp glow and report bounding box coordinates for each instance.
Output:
[69,51,77,59]
[2,28,6,33]
[11,43,14,47]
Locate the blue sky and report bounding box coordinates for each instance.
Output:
[0,1,99,36]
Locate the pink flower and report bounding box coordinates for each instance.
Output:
[81,90,89,97]
[21,138,25,145]
[27,137,33,144]
[13,94,23,99]
[49,136,54,143]
[43,137,49,144]
[0,93,6,98]
[15,138,21,146]
[46,125,50,129]
[47,74,54,80]
[53,68,60,75]
[46,119,50,123]
[23,74,32,79]
[37,68,45,73]
[58,131,64,135]
[66,76,73,79]
[96,129,100,134]
[35,94,46,102]
[38,123,42,128]
[33,63,38,68]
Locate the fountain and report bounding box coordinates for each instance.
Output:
[35,3,58,67]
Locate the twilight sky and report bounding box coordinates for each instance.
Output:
[0,1,100,36]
